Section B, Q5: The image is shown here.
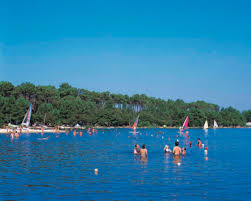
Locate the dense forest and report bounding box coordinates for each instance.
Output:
[0,81,250,128]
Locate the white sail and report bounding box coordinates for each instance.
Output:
[213,120,218,128]
[22,104,32,127]
[203,120,208,129]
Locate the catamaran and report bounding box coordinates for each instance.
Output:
[213,120,218,129]
[22,104,32,128]
[203,120,209,129]
[179,116,189,132]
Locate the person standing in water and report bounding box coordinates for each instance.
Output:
[182,147,186,155]
[197,138,202,148]
[163,145,172,153]
[173,141,182,155]
[134,144,141,154]
[140,144,148,156]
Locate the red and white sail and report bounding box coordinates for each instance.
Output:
[132,115,139,131]
[180,116,189,131]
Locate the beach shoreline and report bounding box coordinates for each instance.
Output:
[0,126,250,134]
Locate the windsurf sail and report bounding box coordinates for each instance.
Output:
[203,120,209,129]
[22,104,32,127]
[132,115,139,131]
[180,116,189,131]
[213,120,218,128]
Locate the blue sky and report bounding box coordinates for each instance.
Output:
[1,0,251,110]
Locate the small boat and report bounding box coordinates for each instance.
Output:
[179,116,189,132]
[203,120,209,129]
[22,104,32,127]
[213,120,218,129]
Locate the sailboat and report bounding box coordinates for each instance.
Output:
[203,120,209,129]
[131,115,139,133]
[213,120,218,129]
[22,104,32,127]
[179,116,189,132]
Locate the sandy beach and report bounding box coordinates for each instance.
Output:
[0,128,66,134]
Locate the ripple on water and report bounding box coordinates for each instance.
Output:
[0,128,251,200]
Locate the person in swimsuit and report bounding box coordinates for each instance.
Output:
[163,145,172,153]
[173,141,182,155]
[140,144,148,156]
[197,138,202,148]
[182,147,186,155]
[134,144,141,154]
[189,141,192,147]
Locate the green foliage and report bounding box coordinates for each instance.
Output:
[0,81,248,127]
[243,110,251,122]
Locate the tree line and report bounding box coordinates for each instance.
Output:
[0,81,250,128]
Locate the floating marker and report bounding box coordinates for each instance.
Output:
[177,162,181,166]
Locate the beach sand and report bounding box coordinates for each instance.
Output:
[0,128,66,134]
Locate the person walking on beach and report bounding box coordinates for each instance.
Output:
[173,141,182,155]
[134,144,141,154]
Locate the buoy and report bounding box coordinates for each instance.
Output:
[177,162,181,166]
[205,147,208,150]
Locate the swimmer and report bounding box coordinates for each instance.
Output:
[134,144,141,155]
[189,141,192,147]
[182,147,186,155]
[140,144,148,156]
[163,145,172,153]
[173,141,182,155]
[14,130,19,138]
[197,138,202,148]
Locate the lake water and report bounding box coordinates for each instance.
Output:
[0,128,251,200]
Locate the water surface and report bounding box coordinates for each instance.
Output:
[0,128,251,200]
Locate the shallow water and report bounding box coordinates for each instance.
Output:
[0,128,251,200]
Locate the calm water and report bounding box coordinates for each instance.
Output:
[0,128,251,201]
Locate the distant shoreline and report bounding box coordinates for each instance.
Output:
[0,126,250,134]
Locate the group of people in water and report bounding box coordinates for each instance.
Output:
[134,138,204,157]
